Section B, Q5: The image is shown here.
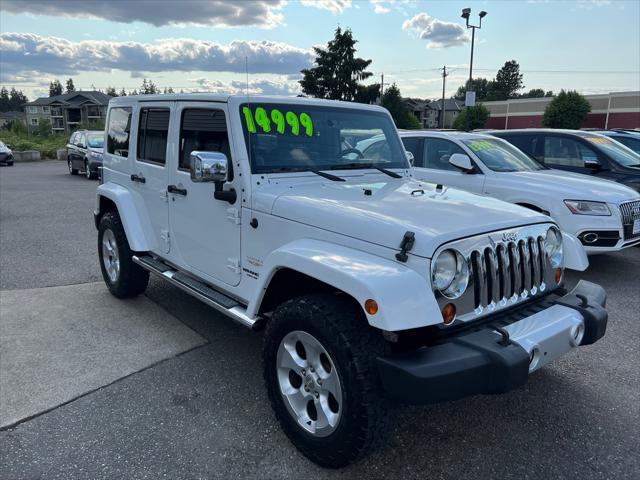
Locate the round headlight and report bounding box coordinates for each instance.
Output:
[432,249,470,299]
[544,227,563,268]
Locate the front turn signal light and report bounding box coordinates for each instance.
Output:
[442,303,456,325]
[364,299,379,315]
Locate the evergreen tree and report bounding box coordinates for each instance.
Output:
[300,27,379,103]
[8,88,28,111]
[49,80,63,97]
[493,60,524,99]
[66,78,76,93]
[105,86,118,97]
[0,87,10,112]
[119,88,128,97]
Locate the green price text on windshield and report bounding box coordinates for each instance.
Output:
[467,140,494,152]
[242,107,313,137]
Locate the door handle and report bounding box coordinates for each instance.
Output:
[130,174,146,184]
[167,184,187,196]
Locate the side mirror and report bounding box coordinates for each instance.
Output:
[190,150,236,204]
[190,151,228,183]
[583,157,601,170]
[449,153,475,173]
[405,150,415,166]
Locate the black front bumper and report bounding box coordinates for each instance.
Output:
[377,281,607,405]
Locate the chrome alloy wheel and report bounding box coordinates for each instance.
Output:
[276,331,343,437]
[68,160,72,173]
[85,161,91,178]
[101,228,120,283]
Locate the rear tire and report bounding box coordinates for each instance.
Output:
[263,293,392,468]
[68,158,78,175]
[98,212,149,298]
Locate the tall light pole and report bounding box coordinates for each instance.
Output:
[461,8,486,130]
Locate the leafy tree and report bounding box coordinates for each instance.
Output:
[542,90,591,129]
[300,27,379,103]
[493,60,524,99]
[119,88,128,97]
[8,88,28,111]
[453,104,490,131]
[34,118,52,136]
[545,90,554,97]
[454,78,492,101]
[65,78,75,93]
[49,80,63,97]
[105,86,118,97]
[381,84,421,129]
[519,88,546,98]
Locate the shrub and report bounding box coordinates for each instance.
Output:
[453,104,490,131]
[542,90,591,129]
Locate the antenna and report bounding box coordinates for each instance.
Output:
[245,56,253,169]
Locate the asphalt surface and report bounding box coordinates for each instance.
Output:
[1,161,639,479]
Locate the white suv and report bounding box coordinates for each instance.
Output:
[95,94,607,468]
[399,131,640,253]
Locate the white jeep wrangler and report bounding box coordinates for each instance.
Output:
[95,94,608,468]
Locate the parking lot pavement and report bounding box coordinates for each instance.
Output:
[0,282,205,428]
[1,162,639,479]
[0,161,101,290]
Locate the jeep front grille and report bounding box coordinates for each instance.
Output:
[470,236,547,310]
[619,200,640,240]
[433,224,560,323]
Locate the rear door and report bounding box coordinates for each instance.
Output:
[413,137,485,193]
[167,103,241,287]
[129,103,172,255]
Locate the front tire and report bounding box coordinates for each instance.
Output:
[98,212,149,298]
[84,159,95,179]
[263,293,392,468]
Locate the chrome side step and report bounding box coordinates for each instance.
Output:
[133,255,257,330]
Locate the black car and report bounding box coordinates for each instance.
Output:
[490,129,640,192]
[0,141,14,166]
[66,130,104,179]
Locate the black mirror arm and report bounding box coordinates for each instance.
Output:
[213,180,237,204]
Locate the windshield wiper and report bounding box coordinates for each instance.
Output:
[330,162,402,178]
[270,166,344,182]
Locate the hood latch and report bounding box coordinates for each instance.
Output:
[395,231,415,263]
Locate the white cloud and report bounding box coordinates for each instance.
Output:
[402,12,469,48]
[300,0,352,14]
[0,33,314,81]
[190,77,301,96]
[0,0,286,29]
[373,4,390,14]
[576,0,611,8]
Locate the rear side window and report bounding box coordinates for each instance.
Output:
[179,109,231,171]
[504,135,538,158]
[543,136,598,167]
[69,132,77,144]
[107,107,132,157]
[137,108,170,165]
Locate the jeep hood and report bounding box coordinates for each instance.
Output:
[258,177,549,258]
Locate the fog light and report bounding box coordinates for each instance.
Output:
[442,303,456,325]
[364,299,378,315]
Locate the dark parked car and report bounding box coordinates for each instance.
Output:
[0,141,14,166]
[592,129,640,154]
[490,129,640,192]
[66,130,104,179]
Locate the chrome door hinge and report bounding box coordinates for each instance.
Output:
[227,257,241,274]
[226,207,241,225]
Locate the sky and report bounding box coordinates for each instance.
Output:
[1,0,639,101]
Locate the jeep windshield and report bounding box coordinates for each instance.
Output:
[240,103,408,174]
[463,138,546,172]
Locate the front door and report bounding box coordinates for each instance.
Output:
[167,103,241,287]
[129,103,171,254]
[414,137,485,193]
